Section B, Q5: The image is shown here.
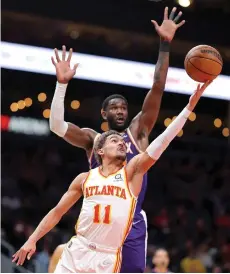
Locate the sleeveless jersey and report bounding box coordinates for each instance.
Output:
[75,167,137,250]
[89,128,148,216]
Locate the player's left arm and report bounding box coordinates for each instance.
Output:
[126,81,212,196]
[129,7,185,142]
[12,172,88,266]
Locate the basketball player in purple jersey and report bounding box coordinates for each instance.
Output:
[50,7,185,272]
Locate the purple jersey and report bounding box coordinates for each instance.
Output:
[89,128,148,223]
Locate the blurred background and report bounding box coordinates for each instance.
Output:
[1,0,230,272]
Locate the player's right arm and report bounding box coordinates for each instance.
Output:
[126,81,212,197]
[12,172,88,266]
[50,46,97,151]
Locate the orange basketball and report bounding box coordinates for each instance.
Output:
[184,45,223,83]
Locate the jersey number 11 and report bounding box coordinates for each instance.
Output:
[93,204,111,224]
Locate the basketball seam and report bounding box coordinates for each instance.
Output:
[189,56,223,66]
[186,46,223,63]
[188,60,218,76]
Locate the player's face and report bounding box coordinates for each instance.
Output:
[102,99,129,132]
[104,134,126,162]
[153,250,169,268]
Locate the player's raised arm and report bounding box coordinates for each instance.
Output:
[126,81,212,196]
[50,46,97,150]
[129,7,185,140]
[12,172,88,266]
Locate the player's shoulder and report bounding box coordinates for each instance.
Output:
[78,168,101,181]
[71,172,90,191]
[72,172,90,186]
[78,171,90,180]
[86,166,100,177]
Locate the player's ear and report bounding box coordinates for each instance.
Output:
[101,109,107,121]
[97,148,104,157]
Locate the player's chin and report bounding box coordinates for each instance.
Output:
[115,118,129,130]
[114,123,126,131]
[116,153,126,162]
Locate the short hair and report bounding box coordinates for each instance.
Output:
[102,94,128,111]
[94,130,122,165]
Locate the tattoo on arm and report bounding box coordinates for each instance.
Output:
[130,40,171,138]
[154,40,170,84]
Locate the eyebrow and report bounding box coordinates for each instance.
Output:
[109,135,119,139]
[109,102,127,107]
[109,135,122,141]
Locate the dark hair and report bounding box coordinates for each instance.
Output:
[94,130,122,165]
[102,94,128,111]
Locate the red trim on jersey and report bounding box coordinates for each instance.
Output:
[98,166,123,179]
[82,171,91,194]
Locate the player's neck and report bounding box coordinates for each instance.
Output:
[100,161,123,177]
[108,127,126,135]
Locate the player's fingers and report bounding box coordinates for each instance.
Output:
[206,80,213,86]
[51,56,57,67]
[164,7,168,20]
[201,80,209,89]
[67,48,73,62]
[199,81,211,96]
[27,249,35,260]
[202,80,212,90]
[151,20,159,30]
[208,80,213,86]
[12,257,18,263]
[17,251,23,265]
[169,7,177,20]
[72,63,79,72]
[18,251,27,266]
[62,45,66,61]
[54,48,61,62]
[12,251,19,262]
[177,20,186,28]
[14,250,22,265]
[12,256,18,263]
[174,11,182,23]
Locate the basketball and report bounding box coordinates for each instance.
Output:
[184,45,223,83]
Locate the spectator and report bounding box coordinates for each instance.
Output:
[180,241,206,273]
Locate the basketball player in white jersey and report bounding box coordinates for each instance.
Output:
[12,80,212,272]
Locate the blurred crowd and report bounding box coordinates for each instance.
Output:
[1,131,230,273]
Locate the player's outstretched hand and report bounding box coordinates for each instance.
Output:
[187,80,213,111]
[12,240,36,266]
[151,7,185,42]
[51,45,79,84]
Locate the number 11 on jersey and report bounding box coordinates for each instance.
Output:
[93,204,111,224]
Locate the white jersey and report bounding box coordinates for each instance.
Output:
[75,166,137,250]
